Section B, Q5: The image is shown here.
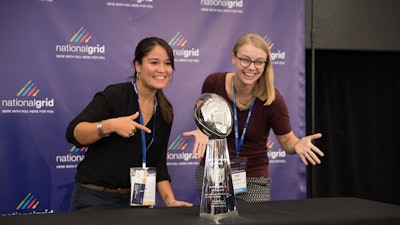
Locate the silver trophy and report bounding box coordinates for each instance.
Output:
[194,93,239,223]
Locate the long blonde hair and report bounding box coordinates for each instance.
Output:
[232,33,275,106]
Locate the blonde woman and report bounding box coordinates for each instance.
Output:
[183,33,324,202]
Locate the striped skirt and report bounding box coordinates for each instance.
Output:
[195,165,271,203]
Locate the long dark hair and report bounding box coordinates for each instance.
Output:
[133,37,174,125]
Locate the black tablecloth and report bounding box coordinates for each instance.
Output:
[1,197,399,225]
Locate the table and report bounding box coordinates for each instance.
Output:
[1,197,399,225]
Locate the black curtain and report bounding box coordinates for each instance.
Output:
[306,50,400,205]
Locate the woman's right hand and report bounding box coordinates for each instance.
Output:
[106,112,152,138]
[182,128,209,158]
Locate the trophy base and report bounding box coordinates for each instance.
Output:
[199,210,240,224]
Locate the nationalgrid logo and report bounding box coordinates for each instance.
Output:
[55,145,86,169]
[200,0,243,9]
[200,0,244,13]
[166,135,198,164]
[169,31,187,47]
[55,26,106,60]
[263,35,274,49]
[16,193,39,210]
[17,80,40,97]
[267,138,287,164]
[169,31,200,62]
[266,139,274,149]
[0,193,54,216]
[263,34,286,65]
[69,145,88,153]
[168,135,188,150]
[268,148,287,163]
[1,81,55,114]
[70,26,92,43]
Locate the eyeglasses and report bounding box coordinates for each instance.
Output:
[234,53,268,69]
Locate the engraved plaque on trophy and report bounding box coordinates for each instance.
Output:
[193,93,239,223]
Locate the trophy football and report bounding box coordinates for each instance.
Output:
[193,93,238,222]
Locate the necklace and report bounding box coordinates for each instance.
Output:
[139,99,154,116]
[236,101,252,111]
[141,110,153,116]
[231,75,252,111]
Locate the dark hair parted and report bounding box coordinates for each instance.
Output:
[133,37,174,125]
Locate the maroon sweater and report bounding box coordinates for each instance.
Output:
[200,72,292,177]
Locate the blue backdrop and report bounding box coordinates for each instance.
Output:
[0,0,305,215]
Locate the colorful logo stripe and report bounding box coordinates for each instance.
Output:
[263,35,274,49]
[70,26,92,43]
[266,139,274,149]
[16,193,39,210]
[169,31,187,47]
[16,80,40,97]
[168,135,187,150]
[69,146,87,153]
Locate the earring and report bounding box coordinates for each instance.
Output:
[136,72,141,79]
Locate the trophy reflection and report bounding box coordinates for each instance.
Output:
[193,93,238,221]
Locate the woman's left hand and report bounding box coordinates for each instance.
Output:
[295,133,324,166]
[182,128,209,159]
[168,199,193,207]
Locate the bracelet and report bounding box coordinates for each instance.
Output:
[97,121,109,138]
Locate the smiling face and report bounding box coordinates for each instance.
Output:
[135,44,173,91]
[232,44,268,87]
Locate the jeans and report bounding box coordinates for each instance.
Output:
[69,183,131,211]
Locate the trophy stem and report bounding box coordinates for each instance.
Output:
[199,138,238,220]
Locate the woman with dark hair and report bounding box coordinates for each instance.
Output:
[66,37,192,210]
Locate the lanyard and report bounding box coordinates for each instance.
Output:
[232,78,255,157]
[132,80,156,168]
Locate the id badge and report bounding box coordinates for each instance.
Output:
[130,167,156,207]
[230,157,247,194]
